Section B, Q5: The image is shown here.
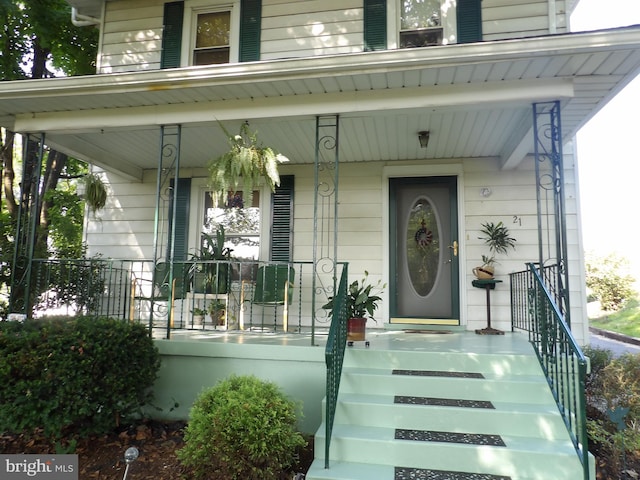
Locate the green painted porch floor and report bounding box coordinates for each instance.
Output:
[162,327,537,356]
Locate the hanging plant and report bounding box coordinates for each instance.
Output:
[207,122,289,207]
[83,173,107,215]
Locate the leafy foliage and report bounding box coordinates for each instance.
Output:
[586,251,636,311]
[583,346,640,475]
[0,317,160,441]
[478,221,516,265]
[323,271,386,321]
[207,122,288,207]
[178,375,306,480]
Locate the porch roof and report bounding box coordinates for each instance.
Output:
[1,26,639,181]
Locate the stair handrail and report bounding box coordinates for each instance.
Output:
[511,263,590,480]
[323,265,349,469]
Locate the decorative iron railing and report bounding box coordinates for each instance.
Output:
[20,258,319,339]
[323,265,348,469]
[511,263,589,480]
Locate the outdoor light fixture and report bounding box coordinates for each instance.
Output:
[418,131,430,149]
[122,446,139,480]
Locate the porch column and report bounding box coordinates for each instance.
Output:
[532,101,571,323]
[312,115,340,343]
[154,124,182,338]
[8,133,45,315]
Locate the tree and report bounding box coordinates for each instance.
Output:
[585,251,636,312]
[0,0,98,315]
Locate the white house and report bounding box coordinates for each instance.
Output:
[2,1,639,477]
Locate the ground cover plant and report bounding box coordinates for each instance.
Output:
[583,345,640,479]
[590,296,640,338]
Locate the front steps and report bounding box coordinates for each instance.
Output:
[306,335,592,480]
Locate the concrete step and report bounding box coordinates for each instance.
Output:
[344,348,545,376]
[340,367,556,404]
[331,393,571,439]
[311,424,584,479]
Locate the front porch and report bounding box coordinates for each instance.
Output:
[148,328,594,479]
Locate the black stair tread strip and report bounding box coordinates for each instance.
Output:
[395,466,512,480]
[393,369,485,379]
[395,395,495,409]
[395,428,506,447]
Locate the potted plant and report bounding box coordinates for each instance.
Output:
[322,271,386,344]
[81,173,108,216]
[473,221,517,279]
[190,226,233,294]
[192,307,207,326]
[207,122,289,207]
[208,300,226,327]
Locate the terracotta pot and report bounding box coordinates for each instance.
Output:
[347,317,366,342]
[473,265,494,279]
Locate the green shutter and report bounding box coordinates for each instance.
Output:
[270,176,294,262]
[364,0,387,51]
[167,178,191,261]
[457,0,482,44]
[161,1,184,69]
[239,0,261,62]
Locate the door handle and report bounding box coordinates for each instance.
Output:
[449,240,458,257]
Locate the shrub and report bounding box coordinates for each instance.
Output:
[584,348,640,475]
[178,375,306,480]
[0,316,160,440]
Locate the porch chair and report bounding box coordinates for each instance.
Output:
[240,264,295,332]
[130,262,188,327]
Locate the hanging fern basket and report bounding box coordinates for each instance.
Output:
[83,173,107,215]
[207,122,289,206]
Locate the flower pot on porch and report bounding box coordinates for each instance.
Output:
[472,265,494,280]
[347,317,367,342]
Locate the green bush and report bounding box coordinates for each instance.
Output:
[178,375,306,480]
[584,348,640,475]
[0,316,160,440]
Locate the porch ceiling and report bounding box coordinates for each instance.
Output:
[1,27,639,181]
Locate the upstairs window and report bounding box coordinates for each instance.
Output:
[194,10,231,65]
[400,0,443,48]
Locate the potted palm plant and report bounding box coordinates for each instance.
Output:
[322,271,386,345]
[473,221,517,279]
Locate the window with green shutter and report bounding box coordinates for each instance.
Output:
[239,0,261,62]
[270,176,294,262]
[167,178,191,260]
[456,0,482,44]
[364,0,387,51]
[161,1,184,69]
[396,0,482,48]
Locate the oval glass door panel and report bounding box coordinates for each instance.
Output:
[406,197,441,297]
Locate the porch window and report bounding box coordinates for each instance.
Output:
[400,0,443,48]
[203,190,261,260]
[193,10,231,65]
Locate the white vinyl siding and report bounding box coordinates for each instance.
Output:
[85,152,587,345]
[482,0,569,40]
[98,1,165,73]
[95,0,572,72]
[261,0,364,59]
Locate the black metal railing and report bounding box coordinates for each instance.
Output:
[324,265,349,469]
[511,263,589,480]
[21,258,316,339]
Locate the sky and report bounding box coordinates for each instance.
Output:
[570,0,640,276]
